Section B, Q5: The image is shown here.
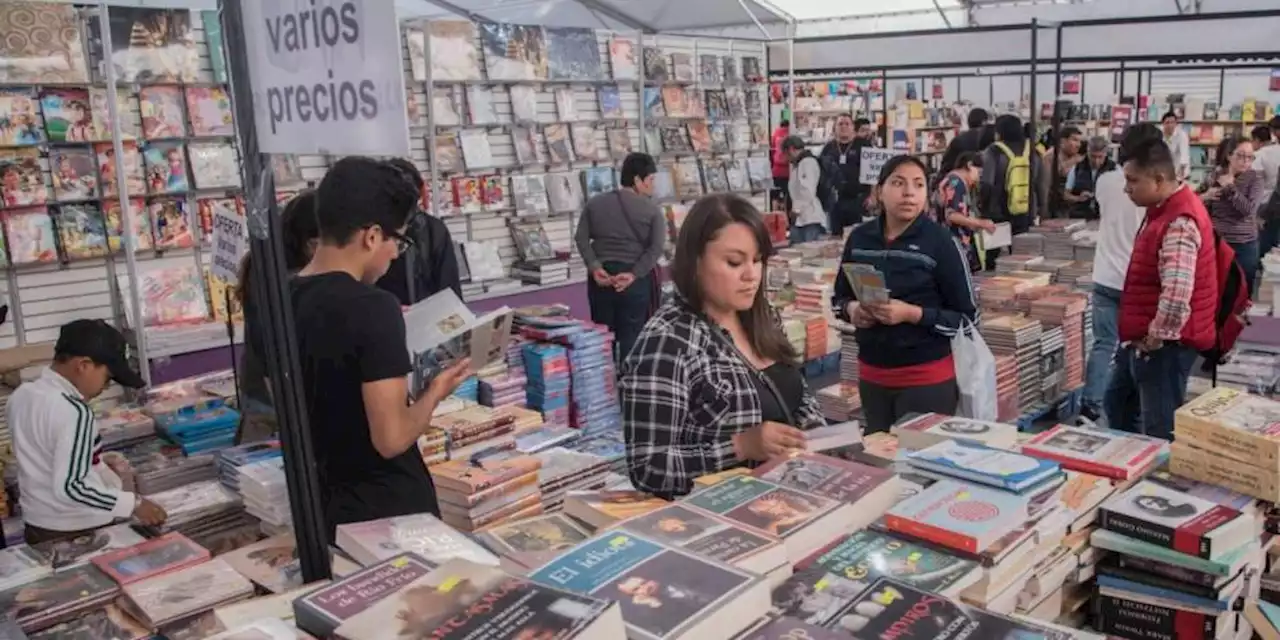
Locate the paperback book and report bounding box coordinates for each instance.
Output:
[54,203,109,260]
[891,412,1019,451]
[477,512,593,574]
[829,578,1071,639]
[753,451,899,507]
[49,147,98,201]
[883,479,1028,554]
[334,513,498,568]
[90,532,209,585]
[1098,480,1255,561]
[1021,424,1162,480]
[403,288,514,393]
[906,439,1062,493]
[614,503,788,579]
[685,475,853,564]
[293,553,436,636]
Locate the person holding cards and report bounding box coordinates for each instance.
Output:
[833,156,979,433]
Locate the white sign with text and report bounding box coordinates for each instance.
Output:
[210,202,248,284]
[239,0,409,155]
[859,147,907,185]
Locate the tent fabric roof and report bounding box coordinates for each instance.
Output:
[394,0,795,35]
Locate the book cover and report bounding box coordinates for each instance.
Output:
[0,89,43,146]
[1089,529,1251,577]
[565,490,670,527]
[642,47,668,82]
[294,553,437,635]
[609,37,636,80]
[616,503,781,569]
[883,479,1027,554]
[737,617,848,640]
[142,142,189,195]
[0,148,46,207]
[334,559,616,639]
[1095,593,1224,640]
[103,198,152,252]
[91,532,210,585]
[89,88,138,141]
[94,7,198,83]
[138,86,186,139]
[830,578,1070,638]
[479,22,547,81]
[49,147,98,202]
[148,197,193,250]
[754,452,896,504]
[1098,480,1251,560]
[599,86,624,119]
[427,20,481,81]
[26,603,148,639]
[122,558,253,628]
[53,203,109,260]
[1147,467,1257,512]
[545,27,603,80]
[531,531,762,640]
[335,513,498,568]
[479,513,592,569]
[805,530,980,596]
[184,86,234,137]
[403,288,514,384]
[686,476,836,540]
[4,208,58,265]
[0,3,88,84]
[0,565,119,629]
[96,141,145,198]
[0,545,49,587]
[571,124,601,161]
[430,452,541,494]
[187,142,240,190]
[545,124,575,164]
[907,440,1061,492]
[892,413,1018,449]
[1021,424,1161,480]
[1175,387,1280,467]
[480,174,505,210]
[39,88,94,143]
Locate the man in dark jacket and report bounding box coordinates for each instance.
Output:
[377,158,463,304]
[939,108,993,175]
[1063,136,1117,219]
[819,115,874,235]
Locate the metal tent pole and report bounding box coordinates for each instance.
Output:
[219,0,331,582]
[97,2,150,385]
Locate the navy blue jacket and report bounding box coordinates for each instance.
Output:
[832,215,979,369]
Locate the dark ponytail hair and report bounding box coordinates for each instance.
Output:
[236,190,319,306]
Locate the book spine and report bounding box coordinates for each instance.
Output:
[1169,441,1280,502]
[1021,446,1124,480]
[439,473,540,509]
[883,514,977,555]
[1095,594,1216,640]
[910,460,1018,492]
[1096,564,1222,601]
[1176,417,1280,473]
[1110,555,1222,589]
[1098,506,1205,558]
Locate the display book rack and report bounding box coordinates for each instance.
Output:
[0,3,320,379]
[404,18,772,301]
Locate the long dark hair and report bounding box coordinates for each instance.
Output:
[1213,136,1247,170]
[671,194,797,364]
[236,190,319,306]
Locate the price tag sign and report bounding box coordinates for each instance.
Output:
[859,147,906,185]
[210,202,247,284]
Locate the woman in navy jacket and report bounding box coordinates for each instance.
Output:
[832,155,979,433]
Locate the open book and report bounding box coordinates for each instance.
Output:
[404,289,513,396]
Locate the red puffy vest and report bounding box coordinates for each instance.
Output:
[1117,186,1219,351]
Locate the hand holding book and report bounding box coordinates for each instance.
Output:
[733,421,807,461]
[420,358,472,407]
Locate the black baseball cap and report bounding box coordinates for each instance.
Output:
[54,319,146,388]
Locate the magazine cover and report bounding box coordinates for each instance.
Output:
[54,203,109,260]
[510,220,555,262]
[5,207,57,264]
[727,87,747,118]
[607,129,632,157]
[530,531,762,640]
[149,197,193,250]
[643,87,665,119]
[726,159,749,192]
[599,86,624,119]
[49,148,97,202]
[671,52,695,82]
[90,87,139,141]
[706,90,729,120]
[642,47,668,82]
[616,503,780,568]
[481,175,506,211]
[545,124,575,165]
[97,141,146,198]
[0,2,90,83]
[0,89,43,146]
[0,147,47,207]
[833,578,1071,639]
[188,142,240,190]
[742,56,763,82]
[428,20,482,81]
[139,85,186,139]
[334,559,615,639]
[663,126,693,155]
[93,7,199,83]
[609,37,637,80]
[184,86,234,136]
[451,176,482,214]
[508,85,539,124]
[555,87,579,121]
[672,162,702,198]
[644,127,663,154]
[39,88,94,143]
[571,124,602,161]
[581,166,615,200]
[479,21,547,81]
[662,86,689,118]
[143,142,189,195]
[1098,480,1251,560]
[405,26,426,81]
[511,174,550,215]
[104,198,152,252]
[135,264,209,326]
[546,27,603,81]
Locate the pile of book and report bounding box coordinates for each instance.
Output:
[561,325,623,441]
[431,450,544,532]
[333,513,498,569]
[982,314,1045,413]
[116,439,219,494]
[95,406,156,449]
[1030,294,1089,392]
[524,342,572,427]
[430,405,521,463]
[815,381,861,421]
[236,457,292,534]
[996,354,1021,421]
[216,439,281,491]
[1171,387,1280,503]
[478,371,528,409]
[151,402,242,455]
[1035,219,1088,261]
[838,326,860,384]
[533,446,611,512]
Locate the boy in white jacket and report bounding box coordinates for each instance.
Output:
[783,136,829,243]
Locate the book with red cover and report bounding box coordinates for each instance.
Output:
[1021,424,1161,480]
[90,532,210,585]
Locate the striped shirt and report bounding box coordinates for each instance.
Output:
[1201,168,1264,243]
[1149,217,1202,341]
[11,367,134,532]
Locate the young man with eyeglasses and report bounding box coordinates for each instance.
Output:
[291,157,470,538]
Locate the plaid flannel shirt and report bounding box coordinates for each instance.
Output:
[619,300,826,499]
[1149,216,1202,341]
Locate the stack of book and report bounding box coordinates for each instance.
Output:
[801,314,830,361]
[144,480,252,543]
[533,446,611,512]
[495,404,548,431]
[1011,233,1044,256]
[982,315,1045,413]
[815,381,861,421]
[1052,469,1118,626]
[1030,294,1089,392]
[539,324,621,441]
[334,513,499,568]
[1038,324,1065,403]
[236,457,292,533]
[781,316,807,358]
[995,254,1045,273]
[0,564,120,633]
[1089,478,1262,638]
[1022,424,1164,482]
[216,440,281,491]
[563,489,673,530]
[511,259,571,285]
[0,545,50,590]
[291,553,438,636]
[1171,388,1280,503]
[96,405,156,449]
[515,424,579,454]
[430,450,544,531]
[152,404,242,455]
[792,283,833,317]
[117,440,219,494]
[221,533,361,594]
[838,327,860,384]
[1058,260,1094,288]
[478,371,528,409]
[431,406,521,462]
[524,343,572,426]
[995,354,1021,421]
[1036,219,1087,261]
[90,533,210,586]
[118,558,254,630]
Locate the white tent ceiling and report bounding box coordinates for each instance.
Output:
[393,0,796,36]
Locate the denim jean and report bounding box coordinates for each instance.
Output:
[1104,343,1198,441]
[1230,240,1260,298]
[790,223,826,244]
[1083,285,1122,411]
[588,261,654,364]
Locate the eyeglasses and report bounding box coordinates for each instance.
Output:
[1233,152,1256,161]
[381,227,415,256]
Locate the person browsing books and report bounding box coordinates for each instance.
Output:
[833,155,978,434]
[291,157,472,539]
[619,194,827,499]
[931,151,991,273]
[12,320,167,544]
[574,152,666,363]
[376,158,463,304]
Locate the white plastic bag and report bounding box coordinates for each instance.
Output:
[953,320,998,421]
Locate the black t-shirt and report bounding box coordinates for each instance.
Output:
[753,362,805,426]
[291,272,439,536]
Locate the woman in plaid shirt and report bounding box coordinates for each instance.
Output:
[619,194,827,499]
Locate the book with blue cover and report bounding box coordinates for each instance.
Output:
[529,531,769,640]
[884,480,1028,554]
[1089,529,1256,577]
[906,440,1061,493]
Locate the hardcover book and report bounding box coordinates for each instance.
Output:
[26,603,149,639]
[1098,480,1254,561]
[830,578,1070,638]
[334,559,621,639]
[545,27,603,80]
[883,479,1027,554]
[479,22,547,81]
[891,413,1019,451]
[907,440,1062,492]
[614,503,788,578]
[686,476,852,564]
[1021,424,1162,480]
[530,531,769,640]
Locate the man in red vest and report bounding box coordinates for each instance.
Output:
[1106,139,1218,440]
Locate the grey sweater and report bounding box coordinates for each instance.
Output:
[574,189,666,278]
